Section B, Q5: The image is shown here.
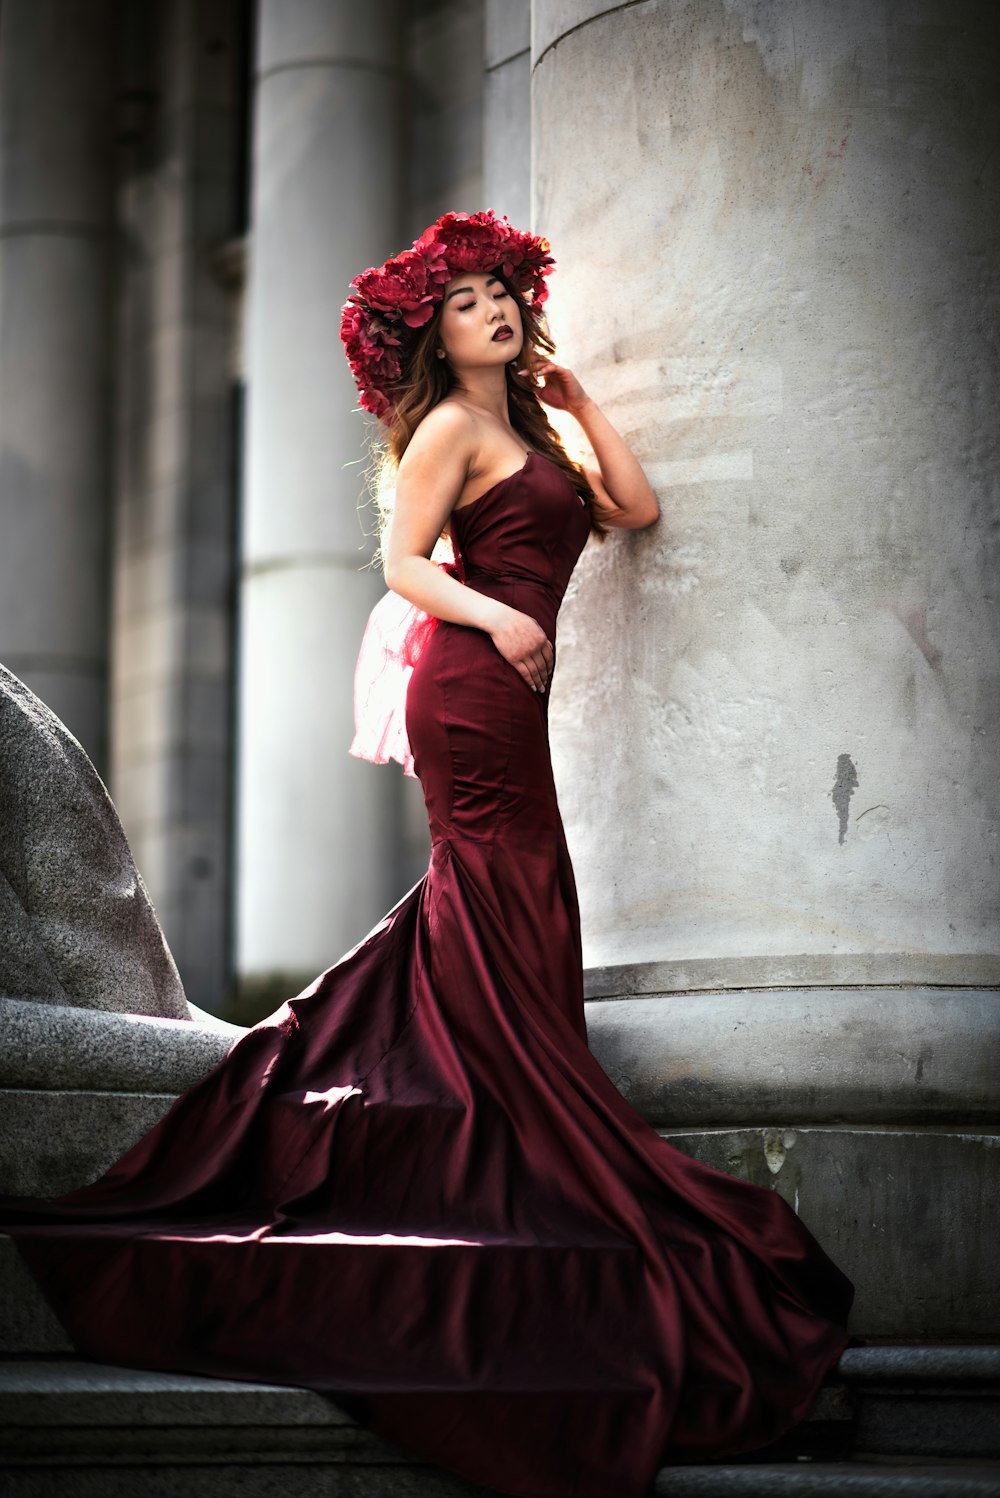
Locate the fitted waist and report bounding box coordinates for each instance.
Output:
[463,568,556,595]
[461,571,560,635]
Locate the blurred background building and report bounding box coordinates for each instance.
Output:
[1,0,998,1356]
[0,0,515,1020]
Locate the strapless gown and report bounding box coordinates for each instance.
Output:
[0,451,854,1498]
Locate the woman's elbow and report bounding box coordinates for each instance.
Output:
[383,552,419,595]
[615,498,660,530]
[382,551,406,592]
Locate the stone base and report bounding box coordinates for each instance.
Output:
[584,984,1000,1338]
[584,988,998,1128]
[661,1127,1000,1338]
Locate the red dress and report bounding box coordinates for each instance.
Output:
[0,451,853,1498]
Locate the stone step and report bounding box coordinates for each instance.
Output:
[652,1467,1000,1496]
[1,1359,999,1497]
[837,1346,1000,1461]
[4,1457,999,1498]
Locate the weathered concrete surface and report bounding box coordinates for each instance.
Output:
[663,1126,1000,1338]
[0,666,189,1018]
[0,1090,178,1199]
[537,0,1000,982]
[585,988,1000,1126]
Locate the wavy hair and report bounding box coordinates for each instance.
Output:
[362,272,608,566]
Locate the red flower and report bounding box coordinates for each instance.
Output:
[354,251,419,324]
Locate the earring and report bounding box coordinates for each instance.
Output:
[436,349,446,358]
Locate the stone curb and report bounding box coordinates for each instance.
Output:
[0,997,241,1093]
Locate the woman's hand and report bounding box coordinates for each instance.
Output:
[487,603,554,694]
[527,358,589,415]
[524,358,659,529]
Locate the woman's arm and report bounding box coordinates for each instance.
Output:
[382,405,555,693]
[533,360,660,530]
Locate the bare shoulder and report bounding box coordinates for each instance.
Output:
[401,400,478,473]
[393,401,479,531]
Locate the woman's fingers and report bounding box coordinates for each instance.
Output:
[520,642,553,693]
[489,609,554,692]
[511,648,548,693]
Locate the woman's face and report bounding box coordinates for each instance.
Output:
[436,271,524,373]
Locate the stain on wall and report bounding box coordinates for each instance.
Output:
[832,753,859,843]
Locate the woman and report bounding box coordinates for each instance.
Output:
[1,211,853,1498]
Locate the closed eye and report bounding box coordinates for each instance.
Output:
[459,291,509,311]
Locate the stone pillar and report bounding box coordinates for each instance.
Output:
[407,0,485,237]
[109,0,246,1014]
[236,0,404,1013]
[534,0,1000,1335]
[0,0,113,770]
[483,0,530,223]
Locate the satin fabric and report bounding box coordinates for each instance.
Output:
[0,450,853,1498]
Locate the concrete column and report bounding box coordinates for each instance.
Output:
[407,0,485,237]
[108,0,246,1013]
[0,0,113,769]
[533,0,1000,1335]
[236,0,404,1012]
[483,0,530,223]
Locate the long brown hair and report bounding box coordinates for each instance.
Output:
[363,272,608,564]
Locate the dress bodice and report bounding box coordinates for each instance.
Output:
[449,450,591,621]
[349,449,592,777]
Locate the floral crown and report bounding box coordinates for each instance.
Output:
[339,209,556,420]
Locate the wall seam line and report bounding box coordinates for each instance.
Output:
[533,0,654,73]
[486,46,530,74]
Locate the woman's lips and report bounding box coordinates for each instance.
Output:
[492,327,513,341]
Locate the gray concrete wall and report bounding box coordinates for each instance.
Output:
[535,0,1000,987]
[0,0,114,771]
[532,0,1000,1335]
[109,0,247,1012]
